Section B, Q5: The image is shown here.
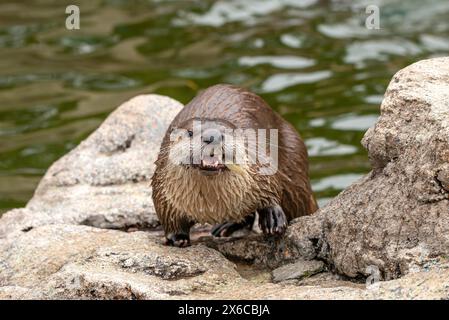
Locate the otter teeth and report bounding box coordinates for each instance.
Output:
[202,161,217,168]
[201,158,220,168]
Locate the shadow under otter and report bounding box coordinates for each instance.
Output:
[152,84,318,247]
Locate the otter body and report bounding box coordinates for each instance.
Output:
[152,84,317,246]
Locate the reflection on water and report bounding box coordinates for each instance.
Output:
[331,114,378,131]
[0,0,449,213]
[238,56,315,69]
[174,0,318,27]
[261,71,332,93]
[306,137,357,157]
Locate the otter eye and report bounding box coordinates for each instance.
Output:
[187,130,193,137]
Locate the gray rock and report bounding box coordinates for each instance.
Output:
[199,233,299,268]
[1,223,448,300]
[0,95,182,239]
[287,56,449,280]
[0,224,241,299]
[272,259,325,283]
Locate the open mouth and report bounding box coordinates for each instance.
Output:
[198,156,227,175]
[181,155,230,176]
[200,160,226,171]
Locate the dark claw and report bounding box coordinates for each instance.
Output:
[211,222,237,237]
[211,214,255,238]
[165,233,191,247]
[258,205,287,236]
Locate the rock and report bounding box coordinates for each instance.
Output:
[0,286,34,299]
[1,223,448,300]
[287,57,449,280]
[0,224,240,299]
[272,259,325,283]
[199,234,300,268]
[361,263,449,300]
[199,214,324,268]
[0,95,183,239]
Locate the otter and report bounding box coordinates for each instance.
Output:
[151,84,318,247]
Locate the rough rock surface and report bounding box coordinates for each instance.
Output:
[0,95,182,239]
[0,224,240,299]
[286,56,449,280]
[1,224,448,300]
[272,259,325,283]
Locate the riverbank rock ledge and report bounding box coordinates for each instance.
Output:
[1,57,449,299]
[0,94,183,238]
[285,56,449,281]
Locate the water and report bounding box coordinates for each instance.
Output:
[1,0,449,214]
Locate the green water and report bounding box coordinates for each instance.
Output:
[1,0,449,214]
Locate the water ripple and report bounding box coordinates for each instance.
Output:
[261,71,332,93]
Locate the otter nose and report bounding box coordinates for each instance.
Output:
[202,129,221,145]
[203,135,214,144]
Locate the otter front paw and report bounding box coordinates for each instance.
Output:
[211,214,255,237]
[258,205,287,236]
[211,222,239,237]
[165,233,191,247]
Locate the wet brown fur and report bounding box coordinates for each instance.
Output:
[151,84,318,236]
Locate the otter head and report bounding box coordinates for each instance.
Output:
[167,118,250,177]
[163,118,262,223]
